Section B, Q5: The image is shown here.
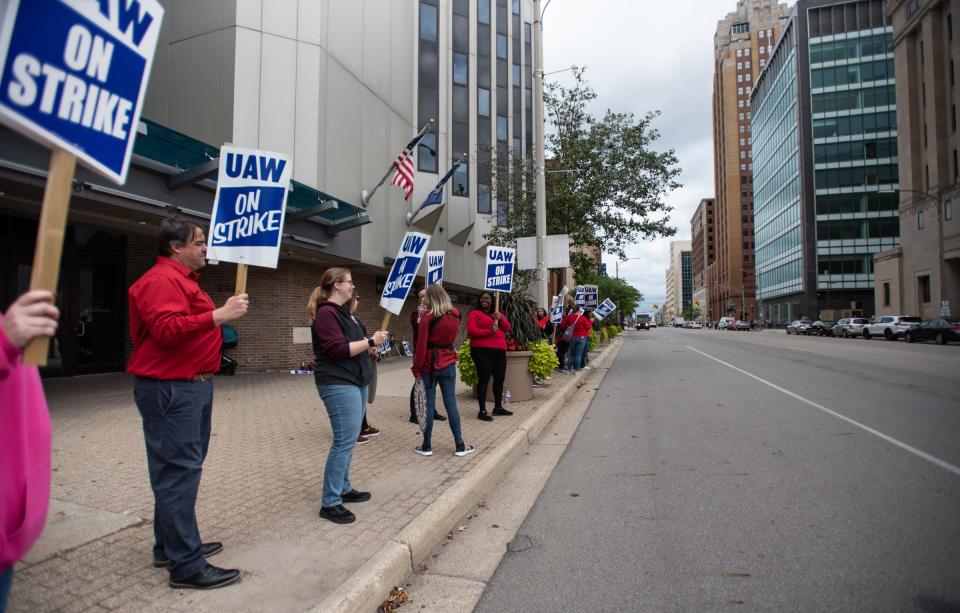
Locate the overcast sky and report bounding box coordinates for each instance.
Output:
[543,0,734,313]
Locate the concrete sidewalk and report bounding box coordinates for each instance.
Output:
[8,342,620,613]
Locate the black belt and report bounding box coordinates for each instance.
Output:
[427,343,455,350]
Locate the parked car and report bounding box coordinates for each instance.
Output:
[786,319,813,334]
[689,321,703,329]
[831,318,850,337]
[837,317,871,338]
[903,318,960,345]
[725,319,738,330]
[735,320,751,331]
[862,315,922,340]
[717,316,735,330]
[808,320,836,336]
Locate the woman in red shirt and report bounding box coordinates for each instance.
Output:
[411,285,475,457]
[560,304,592,372]
[466,291,512,421]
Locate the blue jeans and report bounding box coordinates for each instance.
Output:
[0,568,12,613]
[566,337,588,371]
[421,365,463,449]
[133,377,213,581]
[317,384,367,507]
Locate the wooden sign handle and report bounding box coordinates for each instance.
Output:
[494,291,500,314]
[24,149,77,366]
[380,312,391,333]
[235,263,248,295]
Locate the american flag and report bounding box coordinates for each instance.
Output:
[391,138,418,200]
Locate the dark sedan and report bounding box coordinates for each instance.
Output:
[808,320,836,336]
[903,318,960,345]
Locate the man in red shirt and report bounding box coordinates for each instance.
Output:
[128,219,248,590]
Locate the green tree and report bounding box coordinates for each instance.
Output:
[545,67,682,280]
[577,268,643,323]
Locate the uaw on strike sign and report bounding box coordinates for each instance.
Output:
[0,0,164,183]
[207,146,293,268]
[485,246,515,292]
[380,232,430,315]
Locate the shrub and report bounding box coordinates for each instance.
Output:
[607,325,620,337]
[528,339,559,380]
[456,338,478,387]
[587,328,597,351]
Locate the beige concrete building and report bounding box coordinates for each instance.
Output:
[712,0,791,322]
[664,240,693,322]
[875,0,960,318]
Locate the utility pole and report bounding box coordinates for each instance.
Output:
[532,0,549,308]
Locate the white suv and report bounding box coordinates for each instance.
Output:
[863,315,922,341]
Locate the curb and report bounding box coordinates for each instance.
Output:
[310,338,625,613]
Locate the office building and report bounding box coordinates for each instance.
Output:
[664,240,693,321]
[751,0,899,323]
[712,0,791,322]
[874,0,960,318]
[0,0,542,375]
[691,198,715,320]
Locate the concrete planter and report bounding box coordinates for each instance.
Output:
[473,350,534,403]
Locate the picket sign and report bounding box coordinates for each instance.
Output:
[426,250,444,286]
[0,0,165,364]
[379,231,431,331]
[594,298,617,320]
[206,145,293,294]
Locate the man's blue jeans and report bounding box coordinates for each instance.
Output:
[134,377,213,581]
[0,567,13,613]
[421,365,463,449]
[317,384,367,507]
[566,336,588,371]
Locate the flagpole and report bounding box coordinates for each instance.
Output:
[361,119,434,207]
[406,152,467,225]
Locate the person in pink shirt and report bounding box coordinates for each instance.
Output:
[1,290,59,611]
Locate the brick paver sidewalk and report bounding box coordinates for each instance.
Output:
[8,356,575,612]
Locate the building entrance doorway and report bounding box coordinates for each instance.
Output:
[0,214,126,377]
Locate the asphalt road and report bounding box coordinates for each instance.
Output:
[474,328,960,612]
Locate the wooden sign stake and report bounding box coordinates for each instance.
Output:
[235,263,248,295]
[494,291,500,314]
[24,149,78,365]
[380,312,392,332]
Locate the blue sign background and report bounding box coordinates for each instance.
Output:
[428,267,442,285]
[209,186,285,247]
[485,262,513,292]
[0,0,148,180]
[383,256,421,300]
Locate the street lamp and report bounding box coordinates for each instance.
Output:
[881,188,946,313]
[615,257,642,325]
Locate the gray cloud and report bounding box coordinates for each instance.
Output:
[543,0,726,310]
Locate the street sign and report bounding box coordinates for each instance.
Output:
[426,250,444,285]
[0,0,164,183]
[207,146,292,269]
[380,232,430,315]
[484,245,515,292]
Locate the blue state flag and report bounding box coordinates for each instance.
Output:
[413,158,462,216]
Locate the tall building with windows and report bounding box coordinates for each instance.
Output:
[712,0,791,323]
[691,198,716,320]
[664,240,693,321]
[0,0,543,375]
[751,0,900,323]
[874,0,960,318]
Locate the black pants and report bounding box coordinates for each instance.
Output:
[555,340,569,368]
[134,377,213,580]
[471,346,506,411]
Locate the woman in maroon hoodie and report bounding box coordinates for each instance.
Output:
[466,291,512,421]
[411,285,475,457]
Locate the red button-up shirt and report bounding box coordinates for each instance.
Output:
[127,257,222,380]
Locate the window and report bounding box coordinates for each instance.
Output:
[738,100,744,108]
[453,52,468,85]
[738,74,743,83]
[418,132,437,173]
[945,200,953,221]
[759,30,765,38]
[479,0,490,24]
[497,115,508,141]
[736,49,742,57]
[478,88,490,116]
[918,209,924,230]
[919,275,931,304]
[883,281,890,306]
[737,62,743,70]
[759,46,765,54]
[745,73,751,82]
[744,49,749,56]
[477,184,491,214]
[745,61,751,69]
[738,87,743,95]
[497,34,507,59]
[419,3,438,42]
[452,163,468,196]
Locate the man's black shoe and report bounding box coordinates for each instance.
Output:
[477,410,493,422]
[319,504,356,524]
[409,415,419,424]
[434,412,447,421]
[153,542,223,568]
[492,407,513,416]
[169,564,241,590]
[341,489,371,503]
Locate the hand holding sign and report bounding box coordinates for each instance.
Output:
[213,293,249,325]
[2,290,60,349]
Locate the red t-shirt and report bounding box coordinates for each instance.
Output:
[127,257,222,379]
[411,309,461,376]
[561,311,592,338]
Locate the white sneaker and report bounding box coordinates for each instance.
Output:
[414,446,432,456]
[454,445,475,457]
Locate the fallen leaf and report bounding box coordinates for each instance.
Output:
[569,493,579,497]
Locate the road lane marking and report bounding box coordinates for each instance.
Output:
[686,345,960,478]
